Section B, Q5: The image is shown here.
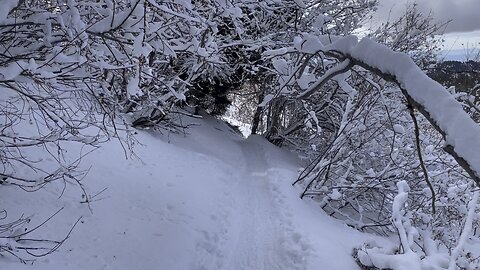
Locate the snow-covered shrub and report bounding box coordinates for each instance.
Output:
[242,3,480,267]
[0,0,112,190]
[353,181,480,270]
[0,0,284,187]
[0,1,114,261]
[368,3,444,69]
[1,0,479,266]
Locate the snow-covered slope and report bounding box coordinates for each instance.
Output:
[1,115,382,270]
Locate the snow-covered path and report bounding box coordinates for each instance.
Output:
[222,138,309,270]
[2,116,379,270]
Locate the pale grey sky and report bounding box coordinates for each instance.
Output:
[372,0,480,57]
[375,0,480,33]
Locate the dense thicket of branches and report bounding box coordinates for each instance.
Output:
[1,0,480,268]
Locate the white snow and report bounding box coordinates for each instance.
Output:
[366,168,376,177]
[258,94,274,107]
[126,67,142,98]
[294,34,324,54]
[393,124,405,134]
[0,62,24,80]
[358,181,423,270]
[272,58,289,75]
[1,115,385,270]
[297,59,351,99]
[449,191,480,270]
[292,0,306,9]
[332,36,480,181]
[0,0,18,24]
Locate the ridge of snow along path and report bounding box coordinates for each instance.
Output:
[1,115,384,270]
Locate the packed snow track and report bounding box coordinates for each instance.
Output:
[2,116,379,270]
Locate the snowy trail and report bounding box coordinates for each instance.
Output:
[220,138,310,270]
[2,117,379,270]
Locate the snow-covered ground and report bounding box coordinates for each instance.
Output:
[1,115,385,270]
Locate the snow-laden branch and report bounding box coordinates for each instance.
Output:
[296,59,353,99]
[324,36,480,186]
[356,181,423,270]
[448,190,479,270]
